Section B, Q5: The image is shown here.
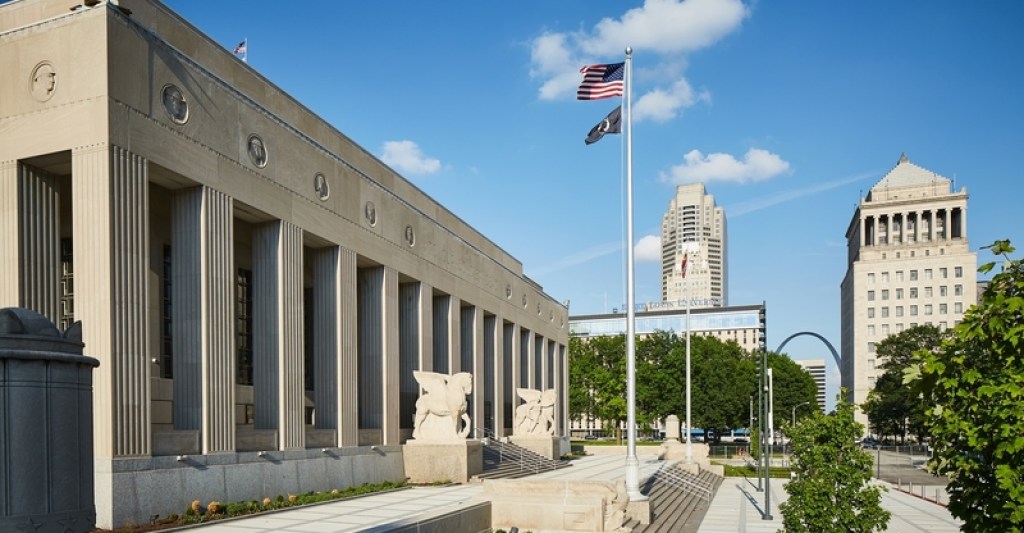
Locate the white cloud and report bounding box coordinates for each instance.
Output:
[634,78,710,122]
[528,0,748,118]
[380,140,441,176]
[579,0,750,57]
[660,148,791,184]
[634,235,661,262]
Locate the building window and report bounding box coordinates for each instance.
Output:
[896,271,904,282]
[59,238,75,331]
[940,285,948,297]
[955,266,963,278]
[896,306,904,317]
[939,303,948,314]
[160,245,173,379]
[868,273,876,284]
[896,288,904,299]
[881,272,889,283]
[881,289,889,300]
[925,304,933,315]
[925,286,933,298]
[955,302,963,313]
[867,290,875,301]
[868,342,876,353]
[882,324,890,336]
[868,307,875,318]
[939,321,947,330]
[941,267,948,278]
[910,287,918,298]
[896,323,904,333]
[910,305,918,316]
[910,270,919,281]
[868,325,875,337]
[868,358,875,370]
[881,307,889,318]
[954,284,963,296]
[925,269,933,280]
[236,268,254,386]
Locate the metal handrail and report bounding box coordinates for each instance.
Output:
[654,464,714,502]
[473,427,562,474]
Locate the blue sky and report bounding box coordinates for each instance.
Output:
[163,0,1024,404]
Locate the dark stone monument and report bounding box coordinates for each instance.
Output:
[0,308,99,533]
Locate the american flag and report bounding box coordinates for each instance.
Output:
[233,40,247,55]
[680,254,689,278]
[577,62,625,100]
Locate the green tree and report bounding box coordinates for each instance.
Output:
[691,336,756,441]
[780,393,891,532]
[862,325,944,442]
[908,240,1024,530]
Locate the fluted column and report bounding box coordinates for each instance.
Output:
[6,163,61,322]
[171,186,236,453]
[471,306,485,436]
[492,317,505,436]
[523,329,534,390]
[72,144,150,458]
[338,248,358,446]
[560,344,569,436]
[0,161,17,308]
[506,322,519,437]
[382,266,400,445]
[312,246,341,434]
[252,220,304,451]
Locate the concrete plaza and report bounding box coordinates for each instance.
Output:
[185,453,962,532]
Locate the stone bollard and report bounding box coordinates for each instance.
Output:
[0,308,99,533]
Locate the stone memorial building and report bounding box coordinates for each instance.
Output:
[0,0,569,527]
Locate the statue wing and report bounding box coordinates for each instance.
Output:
[517,388,541,403]
[413,371,448,397]
[541,389,558,406]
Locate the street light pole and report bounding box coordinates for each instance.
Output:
[792,401,810,427]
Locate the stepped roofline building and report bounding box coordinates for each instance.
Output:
[840,154,976,427]
[0,0,568,527]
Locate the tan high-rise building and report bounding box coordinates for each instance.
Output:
[661,183,727,307]
[840,155,976,426]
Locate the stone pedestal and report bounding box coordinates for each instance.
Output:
[403,440,482,484]
[510,435,561,460]
[0,308,99,533]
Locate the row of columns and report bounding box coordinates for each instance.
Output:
[1,144,568,459]
[862,207,964,247]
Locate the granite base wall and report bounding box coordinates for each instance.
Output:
[94,446,405,529]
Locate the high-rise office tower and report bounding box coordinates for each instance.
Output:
[661,183,727,307]
[840,155,976,426]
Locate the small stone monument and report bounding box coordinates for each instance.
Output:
[510,388,561,459]
[0,308,99,533]
[403,371,482,483]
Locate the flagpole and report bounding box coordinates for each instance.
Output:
[686,290,693,463]
[623,47,645,503]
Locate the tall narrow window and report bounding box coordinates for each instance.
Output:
[160,245,173,378]
[236,268,254,385]
[59,238,75,331]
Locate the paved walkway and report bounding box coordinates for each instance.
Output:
[187,454,961,532]
[698,476,963,533]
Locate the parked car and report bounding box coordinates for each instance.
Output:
[860,437,880,449]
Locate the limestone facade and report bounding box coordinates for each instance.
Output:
[840,155,976,428]
[0,0,568,527]
[661,183,728,306]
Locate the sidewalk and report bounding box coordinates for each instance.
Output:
[186,454,962,532]
[698,477,963,533]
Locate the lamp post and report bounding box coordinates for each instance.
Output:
[791,401,810,427]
